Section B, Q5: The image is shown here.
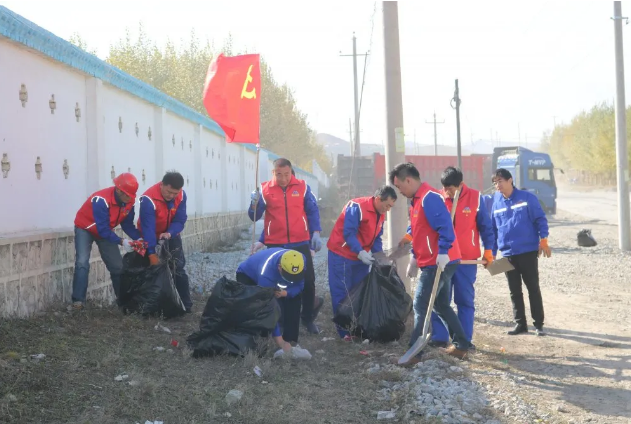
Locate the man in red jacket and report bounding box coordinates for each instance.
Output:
[326,186,397,339]
[138,171,192,313]
[72,173,141,310]
[430,167,495,348]
[389,163,471,364]
[248,158,323,336]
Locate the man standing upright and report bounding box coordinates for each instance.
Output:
[72,173,141,310]
[326,186,397,339]
[249,158,323,334]
[138,171,192,313]
[491,168,551,336]
[389,163,471,364]
[430,167,495,348]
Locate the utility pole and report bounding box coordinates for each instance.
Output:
[382,1,409,286]
[414,129,417,155]
[613,1,631,251]
[451,79,462,170]
[340,34,369,157]
[348,118,353,156]
[425,111,444,156]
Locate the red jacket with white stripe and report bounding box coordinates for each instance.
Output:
[327,196,385,260]
[74,187,135,240]
[410,182,461,268]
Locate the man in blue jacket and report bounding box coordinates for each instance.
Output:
[138,172,192,313]
[326,186,397,339]
[248,158,323,335]
[236,248,306,351]
[491,168,552,336]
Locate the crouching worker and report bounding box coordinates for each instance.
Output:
[72,173,141,310]
[236,248,306,353]
[326,186,397,340]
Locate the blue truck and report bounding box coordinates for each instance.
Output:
[490,146,559,215]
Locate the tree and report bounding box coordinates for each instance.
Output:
[68,32,97,55]
[90,24,331,174]
[545,102,629,183]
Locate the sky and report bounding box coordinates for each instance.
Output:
[3,0,631,152]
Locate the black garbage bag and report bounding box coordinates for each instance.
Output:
[187,276,281,358]
[333,263,413,343]
[577,229,597,247]
[118,247,186,319]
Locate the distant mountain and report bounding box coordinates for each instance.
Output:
[315,133,384,165]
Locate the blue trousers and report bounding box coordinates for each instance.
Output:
[71,227,123,303]
[327,250,370,338]
[431,264,477,343]
[409,263,471,353]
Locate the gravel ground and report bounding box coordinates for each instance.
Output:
[183,202,631,424]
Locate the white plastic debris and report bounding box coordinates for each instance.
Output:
[153,347,165,352]
[224,412,232,418]
[292,346,312,360]
[30,353,46,361]
[143,421,164,424]
[274,346,312,360]
[114,374,129,382]
[321,337,336,342]
[362,339,370,345]
[128,380,140,386]
[377,410,396,420]
[225,389,243,405]
[154,324,171,334]
[253,366,263,377]
[315,349,325,354]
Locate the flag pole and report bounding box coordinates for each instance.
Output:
[249,145,260,255]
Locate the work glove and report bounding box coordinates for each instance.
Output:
[406,255,419,279]
[538,238,551,258]
[357,250,374,266]
[148,254,160,266]
[398,233,413,247]
[121,239,134,253]
[436,253,450,271]
[310,232,322,252]
[251,241,265,254]
[483,249,494,266]
[250,190,260,203]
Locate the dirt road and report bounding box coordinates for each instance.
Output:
[470,188,631,423]
[556,187,623,225]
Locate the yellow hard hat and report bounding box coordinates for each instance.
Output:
[279,250,305,283]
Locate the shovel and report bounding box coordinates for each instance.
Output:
[460,257,515,276]
[398,189,460,365]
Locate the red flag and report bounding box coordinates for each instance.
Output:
[203,53,261,144]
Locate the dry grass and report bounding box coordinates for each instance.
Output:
[0,292,430,424]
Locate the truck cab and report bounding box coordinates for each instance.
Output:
[492,147,557,215]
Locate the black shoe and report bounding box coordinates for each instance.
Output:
[428,340,449,348]
[185,307,192,314]
[302,320,321,334]
[535,327,546,336]
[507,324,528,335]
[311,296,324,321]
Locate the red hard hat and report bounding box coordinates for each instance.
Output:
[113,173,139,197]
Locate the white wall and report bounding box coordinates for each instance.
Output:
[0,35,323,236]
[0,41,89,234]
